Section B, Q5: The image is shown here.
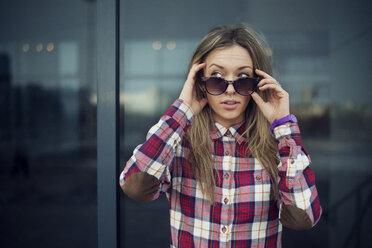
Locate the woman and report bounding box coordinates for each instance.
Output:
[119,24,322,247]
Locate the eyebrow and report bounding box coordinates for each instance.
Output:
[208,63,253,70]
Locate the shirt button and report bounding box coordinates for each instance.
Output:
[221,226,227,234]
[224,151,230,156]
[224,173,230,179]
[255,175,262,180]
[224,197,229,204]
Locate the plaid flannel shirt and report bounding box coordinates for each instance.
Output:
[120,99,322,248]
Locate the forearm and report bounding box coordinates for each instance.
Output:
[279,167,321,230]
[274,122,322,229]
[119,99,194,202]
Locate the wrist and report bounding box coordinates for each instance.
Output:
[179,98,195,115]
[270,114,297,133]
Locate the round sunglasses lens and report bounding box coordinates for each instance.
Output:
[206,78,226,95]
[235,77,256,95]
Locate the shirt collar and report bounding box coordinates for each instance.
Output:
[210,121,247,144]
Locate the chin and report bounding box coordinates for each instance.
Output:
[214,111,245,125]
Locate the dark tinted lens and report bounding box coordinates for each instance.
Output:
[206,77,227,95]
[234,77,256,95]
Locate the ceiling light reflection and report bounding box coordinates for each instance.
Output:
[36,43,43,52]
[47,42,54,52]
[22,43,30,52]
[152,41,162,50]
[166,41,176,50]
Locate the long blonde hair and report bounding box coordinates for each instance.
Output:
[186,24,280,204]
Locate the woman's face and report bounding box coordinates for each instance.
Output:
[203,45,254,128]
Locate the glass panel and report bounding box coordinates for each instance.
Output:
[0,1,97,247]
[119,0,372,247]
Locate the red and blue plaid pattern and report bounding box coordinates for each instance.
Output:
[120,99,322,248]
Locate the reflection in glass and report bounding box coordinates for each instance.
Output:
[0,1,97,247]
[166,41,176,50]
[152,41,162,50]
[36,43,43,52]
[22,43,30,52]
[46,42,54,52]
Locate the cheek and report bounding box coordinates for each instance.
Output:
[242,96,252,107]
[240,97,252,113]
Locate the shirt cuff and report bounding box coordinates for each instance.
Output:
[165,99,194,129]
[273,122,300,140]
[177,99,194,121]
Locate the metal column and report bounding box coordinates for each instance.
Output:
[97,0,121,247]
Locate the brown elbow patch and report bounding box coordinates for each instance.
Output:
[280,205,312,230]
[121,172,160,203]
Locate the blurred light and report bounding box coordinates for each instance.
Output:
[90,93,97,105]
[303,88,313,104]
[22,43,30,52]
[46,42,54,52]
[345,101,355,111]
[166,41,176,50]
[120,88,159,114]
[152,41,162,50]
[36,43,43,52]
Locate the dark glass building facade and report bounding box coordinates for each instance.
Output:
[0,0,371,247]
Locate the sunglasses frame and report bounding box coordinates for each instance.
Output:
[201,76,260,96]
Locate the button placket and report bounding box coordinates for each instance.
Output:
[222,153,231,206]
[220,138,234,241]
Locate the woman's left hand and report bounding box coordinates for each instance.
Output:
[251,69,290,124]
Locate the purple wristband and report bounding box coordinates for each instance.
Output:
[270,114,297,133]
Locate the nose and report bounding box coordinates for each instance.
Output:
[225,81,236,94]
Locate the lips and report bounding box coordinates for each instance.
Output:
[223,101,238,105]
[222,100,239,105]
[221,99,240,110]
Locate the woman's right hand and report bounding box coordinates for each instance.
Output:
[179,63,208,115]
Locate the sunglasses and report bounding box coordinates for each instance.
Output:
[201,76,260,96]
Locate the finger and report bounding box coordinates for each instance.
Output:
[251,92,266,107]
[255,69,276,81]
[257,78,280,88]
[195,62,206,70]
[191,62,206,72]
[188,63,206,80]
[183,63,206,92]
[258,83,285,93]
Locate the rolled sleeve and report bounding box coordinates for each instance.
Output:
[275,122,322,227]
[119,99,194,201]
